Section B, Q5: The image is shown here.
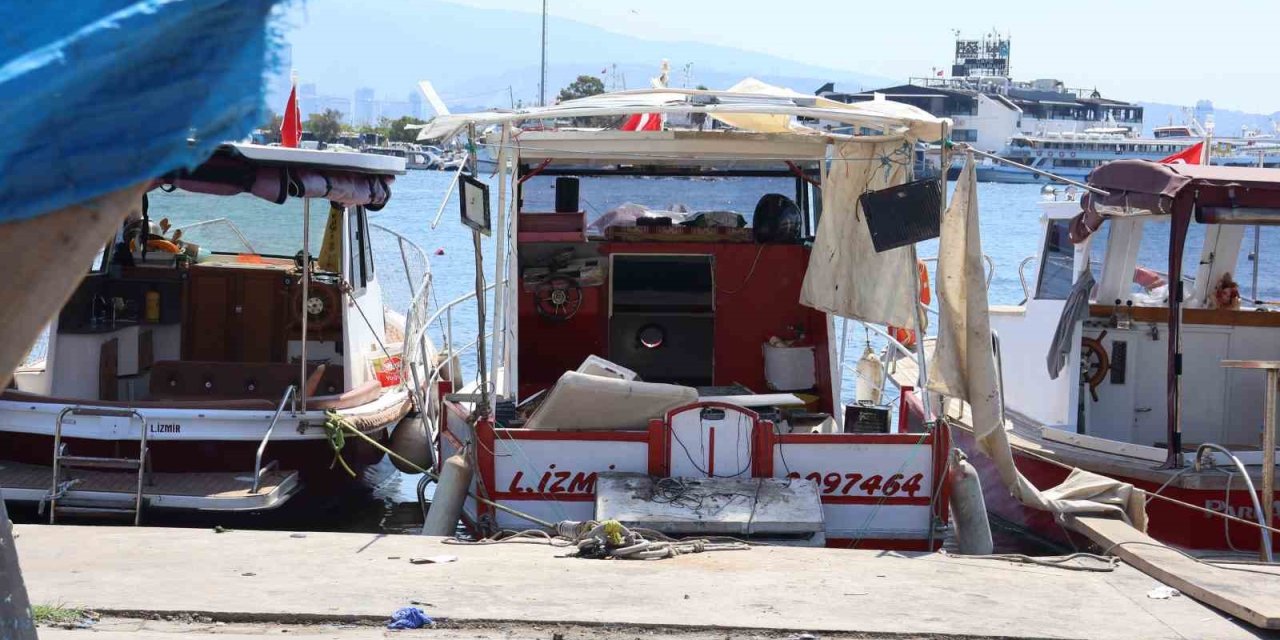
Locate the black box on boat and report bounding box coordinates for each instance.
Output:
[859,178,942,252]
[843,403,891,434]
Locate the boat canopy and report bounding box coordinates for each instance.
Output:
[1071,160,1280,241]
[414,81,947,143]
[150,143,404,209]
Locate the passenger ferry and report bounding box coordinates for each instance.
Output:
[982,122,1280,183]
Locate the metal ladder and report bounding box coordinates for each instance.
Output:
[49,407,149,525]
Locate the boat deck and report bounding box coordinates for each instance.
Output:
[0,461,299,511]
[886,339,1271,491]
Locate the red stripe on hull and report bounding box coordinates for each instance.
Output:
[950,426,1280,553]
[0,431,388,480]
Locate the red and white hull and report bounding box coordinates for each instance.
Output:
[949,424,1279,553]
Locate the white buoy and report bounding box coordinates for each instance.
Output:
[422,449,473,536]
[854,345,886,405]
[947,448,993,555]
[389,412,435,474]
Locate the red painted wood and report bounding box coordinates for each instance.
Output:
[484,429,649,442]
[647,419,667,476]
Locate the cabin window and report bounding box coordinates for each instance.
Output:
[952,129,978,142]
[1035,220,1076,300]
[347,206,375,289]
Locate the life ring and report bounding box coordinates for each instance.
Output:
[1070,151,1077,158]
[888,261,931,351]
[128,237,181,254]
[1080,330,1109,402]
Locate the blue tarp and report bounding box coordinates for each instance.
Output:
[0,0,286,223]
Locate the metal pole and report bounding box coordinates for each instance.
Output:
[300,198,311,412]
[1254,151,1264,304]
[467,124,490,418]
[489,126,509,398]
[960,145,1109,196]
[1264,369,1277,560]
[539,0,548,107]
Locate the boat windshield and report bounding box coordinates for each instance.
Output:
[147,189,327,258]
[521,174,799,226]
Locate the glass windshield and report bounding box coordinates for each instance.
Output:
[146,189,327,258]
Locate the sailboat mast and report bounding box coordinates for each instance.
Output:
[539,0,548,106]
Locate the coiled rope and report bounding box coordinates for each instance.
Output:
[442,519,751,560]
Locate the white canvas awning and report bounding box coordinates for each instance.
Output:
[415,80,946,143]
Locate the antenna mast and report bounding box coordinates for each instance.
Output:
[539,0,548,106]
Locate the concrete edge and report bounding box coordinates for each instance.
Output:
[84,608,1064,640]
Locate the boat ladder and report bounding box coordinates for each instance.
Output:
[48,407,149,525]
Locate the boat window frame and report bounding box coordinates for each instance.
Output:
[1034,218,1077,300]
[346,205,375,292]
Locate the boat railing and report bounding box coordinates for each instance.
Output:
[369,222,441,416]
[251,385,296,494]
[173,218,258,255]
[1017,255,1036,302]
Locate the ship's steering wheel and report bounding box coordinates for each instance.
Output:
[1080,330,1110,402]
[534,275,583,322]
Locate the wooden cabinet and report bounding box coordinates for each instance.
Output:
[183,266,290,363]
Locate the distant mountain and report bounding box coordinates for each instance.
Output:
[272,0,894,111]
[1139,101,1279,138]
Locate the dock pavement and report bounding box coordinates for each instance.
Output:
[13,525,1276,640]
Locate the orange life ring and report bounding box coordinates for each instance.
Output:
[128,237,181,254]
[888,261,931,351]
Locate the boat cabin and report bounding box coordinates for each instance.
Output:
[997,164,1280,453]
[419,87,952,550]
[2,143,416,517]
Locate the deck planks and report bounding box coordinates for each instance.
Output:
[1066,514,1280,630]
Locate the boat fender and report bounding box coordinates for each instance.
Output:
[422,448,473,536]
[853,345,886,405]
[947,448,993,555]
[389,411,436,474]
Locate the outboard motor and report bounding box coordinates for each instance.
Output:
[752,193,801,243]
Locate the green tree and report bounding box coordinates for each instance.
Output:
[557,75,605,103]
[387,116,427,143]
[305,109,345,143]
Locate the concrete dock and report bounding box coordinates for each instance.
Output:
[13,525,1275,640]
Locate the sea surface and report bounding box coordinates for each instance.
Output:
[19,169,1280,541]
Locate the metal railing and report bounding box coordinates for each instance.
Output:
[252,385,295,494]
[1017,256,1037,302]
[173,218,258,255]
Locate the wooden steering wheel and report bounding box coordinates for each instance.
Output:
[1080,330,1109,402]
[533,275,583,322]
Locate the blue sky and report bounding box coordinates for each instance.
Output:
[438,0,1278,113]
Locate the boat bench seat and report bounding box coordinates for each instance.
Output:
[149,361,345,403]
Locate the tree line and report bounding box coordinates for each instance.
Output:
[260,110,426,144]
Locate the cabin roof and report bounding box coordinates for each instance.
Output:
[416,82,947,143]
[512,129,830,168]
[222,143,405,176]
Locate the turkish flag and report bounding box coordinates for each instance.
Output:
[281,83,302,148]
[1159,141,1204,165]
[620,113,662,131]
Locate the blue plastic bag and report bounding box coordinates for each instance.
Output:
[387,606,432,630]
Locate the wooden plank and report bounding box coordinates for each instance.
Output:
[1039,427,1167,463]
[98,337,118,401]
[1066,514,1280,630]
[1089,304,1280,328]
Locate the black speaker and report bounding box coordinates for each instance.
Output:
[555,177,579,213]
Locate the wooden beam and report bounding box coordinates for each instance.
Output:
[1089,304,1280,328]
[1066,515,1280,630]
[0,184,147,388]
[0,500,36,639]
